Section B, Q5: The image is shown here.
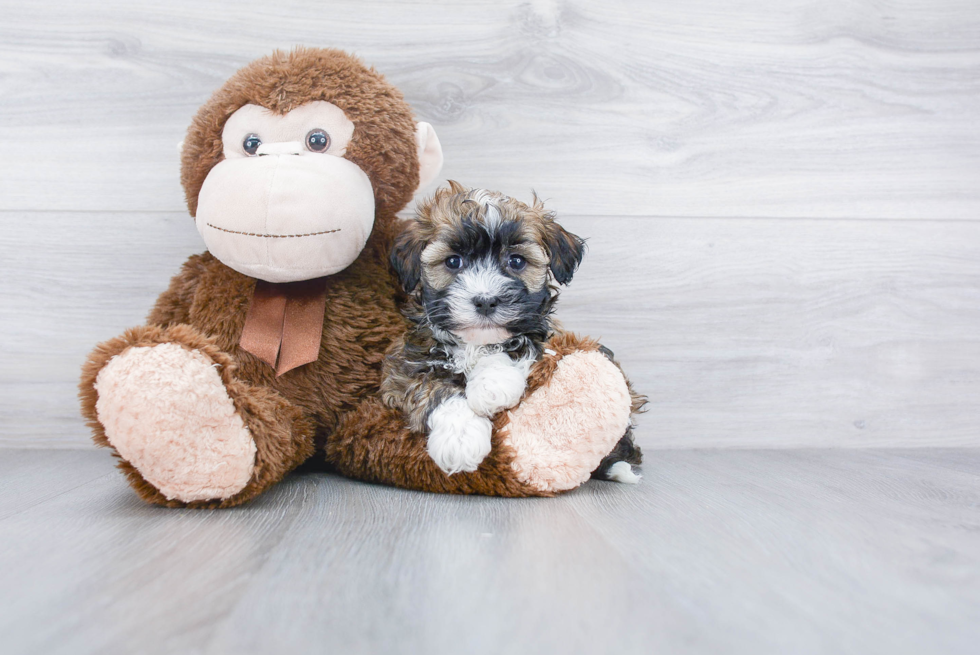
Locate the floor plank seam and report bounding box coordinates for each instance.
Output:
[0,472,117,523]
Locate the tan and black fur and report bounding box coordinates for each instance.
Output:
[382,183,579,433]
[382,183,643,477]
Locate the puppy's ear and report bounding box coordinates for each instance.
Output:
[390,220,426,292]
[545,222,586,285]
[541,216,586,285]
[447,179,468,195]
[531,192,586,285]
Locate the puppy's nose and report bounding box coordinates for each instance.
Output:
[473,295,500,317]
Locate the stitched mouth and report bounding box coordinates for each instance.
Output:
[206,223,342,238]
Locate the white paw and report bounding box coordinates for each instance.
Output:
[605,461,641,484]
[426,396,493,474]
[465,353,529,417]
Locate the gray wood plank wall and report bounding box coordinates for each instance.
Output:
[2,0,978,448]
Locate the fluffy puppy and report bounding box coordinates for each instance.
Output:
[383,182,586,475]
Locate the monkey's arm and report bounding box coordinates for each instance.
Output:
[146,252,211,327]
[329,332,637,495]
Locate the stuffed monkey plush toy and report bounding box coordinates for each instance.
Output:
[79,47,644,508]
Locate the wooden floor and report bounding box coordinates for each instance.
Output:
[1,448,978,655]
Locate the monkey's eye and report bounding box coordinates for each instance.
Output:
[508,254,527,271]
[306,129,331,153]
[243,134,262,156]
[445,255,463,271]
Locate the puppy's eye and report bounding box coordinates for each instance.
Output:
[508,254,527,271]
[445,255,463,271]
[243,134,262,156]
[306,129,330,153]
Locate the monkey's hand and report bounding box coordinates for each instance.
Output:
[426,396,493,474]
[465,353,529,418]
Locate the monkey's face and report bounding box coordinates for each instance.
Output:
[181,48,444,283]
[195,101,376,283]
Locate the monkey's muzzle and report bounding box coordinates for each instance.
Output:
[195,152,375,283]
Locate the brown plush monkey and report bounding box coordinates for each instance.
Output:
[79,47,643,507]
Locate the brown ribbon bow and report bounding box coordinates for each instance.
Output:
[239,278,328,377]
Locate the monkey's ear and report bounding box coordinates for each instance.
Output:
[543,218,586,285]
[415,122,443,190]
[390,221,426,292]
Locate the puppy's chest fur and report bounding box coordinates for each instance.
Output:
[391,330,539,385]
[433,337,539,377]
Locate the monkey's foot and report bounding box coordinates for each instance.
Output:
[94,343,256,502]
[503,350,633,493]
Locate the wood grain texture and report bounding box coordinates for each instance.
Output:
[556,215,980,448]
[3,3,978,652]
[0,0,978,217]
[0,450,316,655]
[0,448,977,654]
[3,212,978,448]
[0,449,112,520]
[1,2,978,448]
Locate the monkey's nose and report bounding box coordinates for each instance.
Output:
[255,141,304,156]
[473,296,500,317]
